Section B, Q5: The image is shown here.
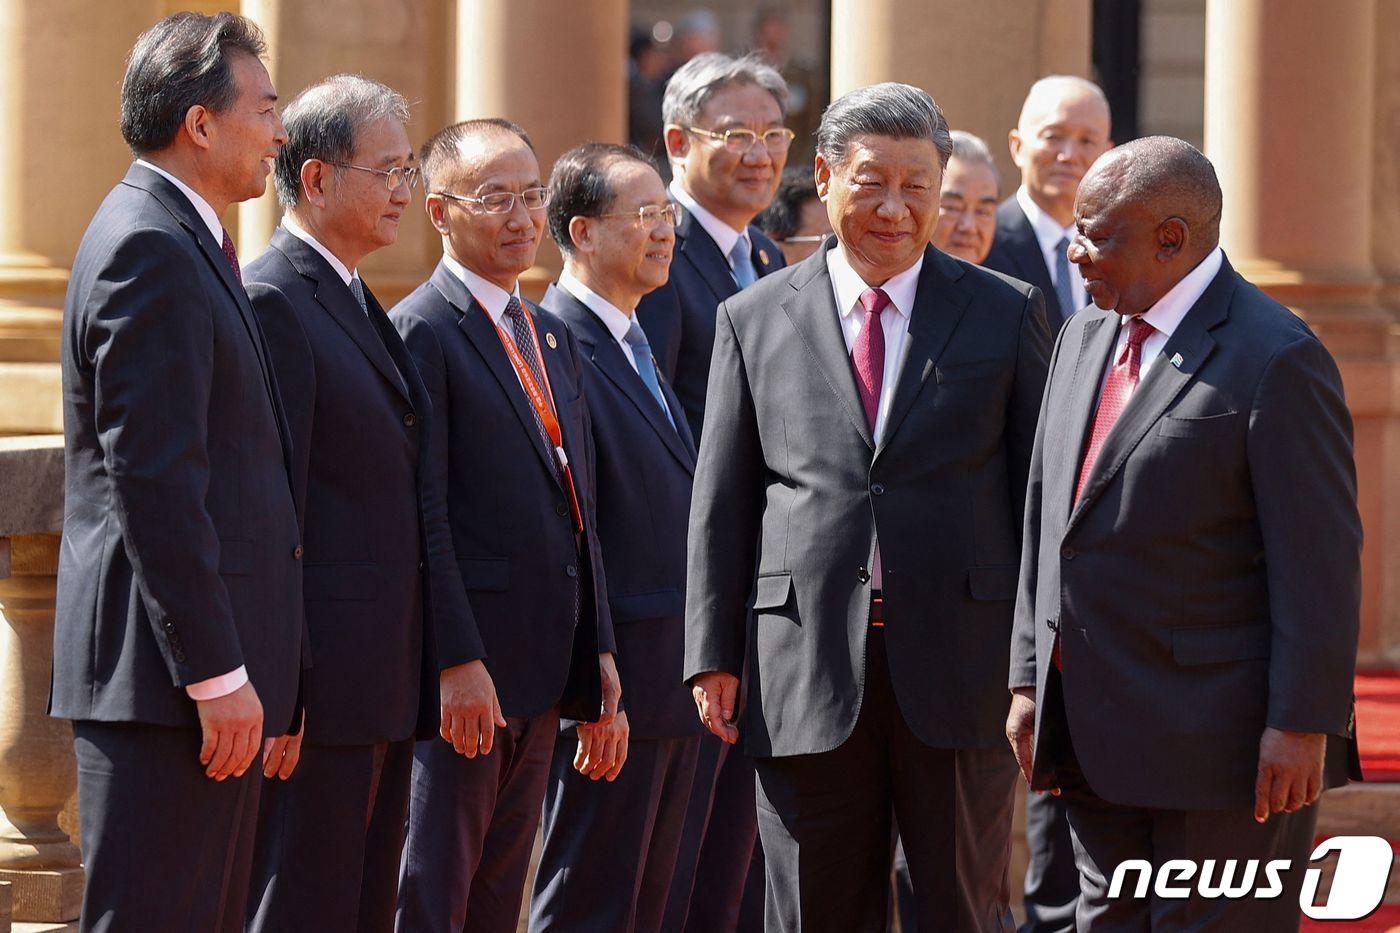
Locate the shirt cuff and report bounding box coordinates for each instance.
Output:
[185,665,249,701]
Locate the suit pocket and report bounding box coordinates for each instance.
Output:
[967,564,1019,601]
[304,562,379,601]
[457,557,509,592]
[610,588,685,623]
[218,538,254,576]
[1171,621,1270,665]
[936,359,1004,384]
[751,572,793,611]
[1158,411,1238,439]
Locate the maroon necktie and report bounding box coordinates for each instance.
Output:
[221,228,242,285]
[852,288,889,430]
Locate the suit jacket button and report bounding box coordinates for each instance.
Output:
[555,502,570,518]
[403,412,417,428]
[857,567,870,584]
[566,564,579,578]
[1060,546,1076,560]
[1047,619,1059,632]
[871,483,886,496]
[293,545,304,560]
[164,619,176,632]
[172,648,186,663]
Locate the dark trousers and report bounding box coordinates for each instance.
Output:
[755,628,958,933]
[247,738,415,932]
[73,721,262,933]
[663,733,765,932]
[396,709,560,933]
[1018,792,1079,933]
[529,733,702,932]
[891,746,1019,932]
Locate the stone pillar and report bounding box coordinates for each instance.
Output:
[452,0,628,296]
[0,436,77,923]
[1205,0,1400,665]
[829,0,1092,186]
[237,0,453,308]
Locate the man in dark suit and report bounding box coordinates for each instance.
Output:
[686,83,1051,932]
[528,143,703,933]
[635,52,791,932]
[984,77,1111,341]
[1006,137,1362,930]
[52,13,301,933]
[390,119,622,933]
[240,75,479,933]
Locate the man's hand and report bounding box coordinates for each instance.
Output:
[440,660,507,758]
[196,680,263,781]
[262,718,304,780]
[1005,687,1057,794]
[597,653,622,726]
[575,709,629,781]
[692,672,740,744]
[1254,727,1326,823]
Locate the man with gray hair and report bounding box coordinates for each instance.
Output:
[634,49,792,933]
[241,75,475,932]
[685,82,1050,931]
[931,130,1002,265]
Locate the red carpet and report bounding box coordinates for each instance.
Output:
[1357,672,1400,782]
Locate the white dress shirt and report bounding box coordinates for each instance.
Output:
[442,252,538,395]
[669,179,750,278]
[826,243,925,590]
[281,216,357,288]
[1100,246,1224,396]
[1016,185,1086,312]
[557,269,639,371]
[136,159,248,702]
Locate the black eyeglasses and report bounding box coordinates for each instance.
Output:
[325,162,420,191]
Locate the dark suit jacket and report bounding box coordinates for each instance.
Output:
[245,228,481,745]
[685,240,1052,757]
[53,163,303,733]
[1010,254,1362,811]
[390,262,615,723]
[985,196,1071,335]
[635,209,784,440]
[542,284,702,740]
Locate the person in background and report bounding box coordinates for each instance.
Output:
[752,7,823,166]
[931,130,1001,266]
[755,167,832,265]
[628,29,669,173]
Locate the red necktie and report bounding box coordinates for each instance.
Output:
[221,228,242,285]
[1055,316,1155,671]
[852,288,889,430]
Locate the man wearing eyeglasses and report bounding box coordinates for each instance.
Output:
[632,50,791,933]
[236,75,456,933]
[526,143,701,932]
[390,119,621,933]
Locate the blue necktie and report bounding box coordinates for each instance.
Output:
[624,319,676,431]
[730,234,757,289]
[1054,235,1076,319]
[349,275,368,314]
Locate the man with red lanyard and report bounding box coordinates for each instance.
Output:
[390,117,624,933]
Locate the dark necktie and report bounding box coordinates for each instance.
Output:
[502,297,562,479]
[221,228,241,284]
[852,287,889,431]
[350,275,368,314]
[1054,235,1075,318]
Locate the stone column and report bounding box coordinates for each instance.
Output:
[452,0,628,297]
[829,0,1092,185]
[1205,0,1400,664]
[0,437,78,923]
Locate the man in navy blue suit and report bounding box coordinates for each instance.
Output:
[528,142,703,933]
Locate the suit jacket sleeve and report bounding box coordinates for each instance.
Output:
[569,328,616,656]
[82,229,244,684]
[1248,334,1361,735]
[393,311,488,666]
[683,297,765,681]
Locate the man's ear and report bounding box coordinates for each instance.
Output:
[300,160,329,209]
[664,124,689,162]
[814,153,832,202]
[1157,217,1188,263]
[182,104,214,152]
[1007,128,1023,165]
[426,193,451,236]
[567,215,594,255]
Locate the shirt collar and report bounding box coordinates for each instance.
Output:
[1016,184,1075,256]
[136,159,223,246]
[670,179,746,262]
[1132,246,1225,339]
[558,268,633,346]
[827,242,923,322]
[440,252,521,325]
[281,215,356,287]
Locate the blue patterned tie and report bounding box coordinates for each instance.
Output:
[349,275,368,314]
[729,234,757,289]
[623,319,675,430]
[1054,235,1076,319]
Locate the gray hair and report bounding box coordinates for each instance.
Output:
[274,74,411,209]
[816,82,952,169]
[949,130,1001,190]
[661,52,788,130]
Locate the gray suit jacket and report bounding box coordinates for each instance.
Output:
[53,163,304,733]
[1010,254,1362,811]
[686,240,1051,757]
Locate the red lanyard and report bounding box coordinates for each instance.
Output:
[493,312,584,536]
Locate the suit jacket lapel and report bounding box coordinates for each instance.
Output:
[998,203,1064,327]
[430,263,563,488]
[877,248,973,454]
[780,243,875,450]
[1054,309,1118,522]
[676,211,739,305]
[364,285,423,413]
